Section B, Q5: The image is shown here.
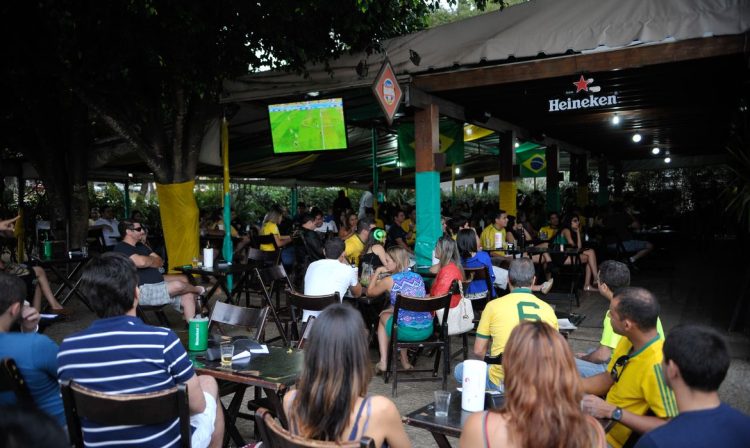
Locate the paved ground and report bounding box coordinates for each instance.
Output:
[43,241,750,447]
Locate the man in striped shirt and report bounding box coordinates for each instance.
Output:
[57,253,223,447]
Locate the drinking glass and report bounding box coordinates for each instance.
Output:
[434,390,451,417]
[220,341,234,367]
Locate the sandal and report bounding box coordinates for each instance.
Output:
[583,285,597,292]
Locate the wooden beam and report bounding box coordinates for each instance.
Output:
[413,35,747,93]
[406,85,588,155]
[415,104,440,172]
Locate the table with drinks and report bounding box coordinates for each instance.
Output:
[186,331,304,447]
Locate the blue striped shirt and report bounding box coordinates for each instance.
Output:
[57,315,195,447]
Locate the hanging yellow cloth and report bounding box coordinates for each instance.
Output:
[155,181,199,273]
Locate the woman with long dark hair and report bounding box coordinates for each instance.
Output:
[284,304,409,447]
[456,228,496,309]
[460,321,606,448]
[559,213,599,291]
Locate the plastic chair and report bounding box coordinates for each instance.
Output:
[0,358,34,408]
[60,380,191,448]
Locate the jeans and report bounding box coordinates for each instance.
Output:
[575,357,608,378]
[454,362,504,392]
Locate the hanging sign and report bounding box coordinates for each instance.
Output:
[372,58,403,125]
[548,75,618,112]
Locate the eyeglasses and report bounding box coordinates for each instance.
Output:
[610,355,630,383]
[130,227,144,232]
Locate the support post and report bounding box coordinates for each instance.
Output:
[598,158,609,206]
[414,104,443,267]
[123,180,130,219]
[546,145,560,213]
[498,131,516,216]
[290,184,298,218]
[571,154,589,207]
[371,127,379,217]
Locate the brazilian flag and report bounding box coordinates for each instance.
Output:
[397,121,464,168]
[516,142,546,178]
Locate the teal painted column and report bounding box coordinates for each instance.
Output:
[415,171,441,267]
[414,104,442,267]
[290,185,298,217]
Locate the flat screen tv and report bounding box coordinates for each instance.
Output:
[268,98,348,153]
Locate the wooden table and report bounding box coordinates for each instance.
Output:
[189,345,303,447]
[403,392,504,448]
[175,263,257,306]
[33,255,93,312]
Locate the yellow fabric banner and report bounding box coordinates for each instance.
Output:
[499,181,517,217]
[155,181,199,273]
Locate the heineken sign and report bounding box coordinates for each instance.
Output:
[548,75,618,112]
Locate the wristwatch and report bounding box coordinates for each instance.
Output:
[611,407,623,422]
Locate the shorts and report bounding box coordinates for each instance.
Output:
[385,316,433,341]
[139,282,182,311]
[190,390,217,448]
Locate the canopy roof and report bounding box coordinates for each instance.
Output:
[41,0,749,185]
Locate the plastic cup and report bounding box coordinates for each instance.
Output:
[434,390,451,417]
[220,341,234,366]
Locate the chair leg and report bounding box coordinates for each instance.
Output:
[443,341,450,390]
[462,333,469,360]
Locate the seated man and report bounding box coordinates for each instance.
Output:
[0,272,65,428]
[454,258,558,391]
[576,260,664,377]
[344,218,373,266]
[635,325,750,448]
[386,210,413,253]
[57,253,223,447]
[581,287,677,448]
[605,202,653,265]
[303,238,362,322]
[115,219,203,322]
[93,206,121,251]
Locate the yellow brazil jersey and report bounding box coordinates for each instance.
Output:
[401,219,416,245]
[600,312,666,349]
[260,221,279,252]
[344,235,365,266]
[479,225,506,253]
[476,289,558,386]
[605,335,678,448]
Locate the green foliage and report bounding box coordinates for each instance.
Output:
[427,0,525,28]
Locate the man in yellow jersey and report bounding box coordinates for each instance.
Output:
[344,218,373,266]
[538,211,560,243]
[576,260,665,377]
[400,208,417,246]
[453,258,557,391]
[582,287,677,448]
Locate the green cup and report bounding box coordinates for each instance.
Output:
[187,317,209,351]
[43,241,53,259]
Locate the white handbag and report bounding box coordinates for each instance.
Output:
[436,281,475,336]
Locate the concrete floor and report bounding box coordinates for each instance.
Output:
[43,242,750,447]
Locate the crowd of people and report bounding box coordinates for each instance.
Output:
[1,193,749,448]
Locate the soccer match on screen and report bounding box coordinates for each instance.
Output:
[268,98,348,153]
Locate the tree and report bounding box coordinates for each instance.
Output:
[5,0,448,267]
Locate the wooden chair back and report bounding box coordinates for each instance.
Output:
[0,358,34,407]
[286,290,339,344]
[297,316,316,349]
[61,380,191,448]
[255,407,375,448]
[209,301,269,340]
[463,266,494,296]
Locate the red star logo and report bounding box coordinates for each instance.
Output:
[573,75,591,93]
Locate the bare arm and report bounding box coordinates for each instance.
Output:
[349,282,363,298]
[129,252,163,269]
[0,215,19,232]
[472,336,490,360]
[578,345,612,364]
[582,394,669,435]
[582,371,614,396]
[563,228,575,246]
[366,267,393,297]
[184,374,207,415]
[371,245,388,266]
[460,411,489,448]
[372,397,411,448]
[274,233,292,248]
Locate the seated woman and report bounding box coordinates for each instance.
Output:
[358,227,388,282]
[559,214,599,292]
[0,260,69,315]
[284,304,410,448]
[457,228,497,310]
[367,246,431,372]
[259,208,292,264]
[459,321,606,448]
[429,236,464,308]
[338,212,358,241]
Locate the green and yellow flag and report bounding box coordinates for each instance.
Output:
[397,121,464,168]
[516,143,546,178]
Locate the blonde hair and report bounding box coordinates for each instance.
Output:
[387,246,411,273]
[435,236,464,279]
[498,321,603,448]
[263,209,282,226]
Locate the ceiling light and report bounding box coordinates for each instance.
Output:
[307,91,320,97]
[465,127,473,135]
[664,156,671,164]
[611,114,620,125]
[455,167,461,175]
[651,147,660,155]
[632,133,642,143]
[514,141,520,148]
